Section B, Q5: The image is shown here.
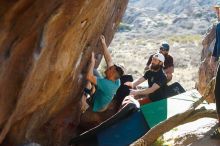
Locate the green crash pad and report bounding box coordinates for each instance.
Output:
[140,99,167,128]
[140,82,185,127]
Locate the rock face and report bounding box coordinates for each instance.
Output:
[164,118,218,146]
[0,0,128,146]
[197,24,216,102]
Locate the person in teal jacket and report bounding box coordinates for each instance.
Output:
[86,35,124,112]
[80,35,124,130]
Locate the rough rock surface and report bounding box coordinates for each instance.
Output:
[164,118,219,146]
[0,0,128,145]
[197,24,217,103]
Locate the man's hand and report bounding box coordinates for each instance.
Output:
[164,66,174,82]
[130,89,138,96]
[209,56,217,72]
[124,82,133,88]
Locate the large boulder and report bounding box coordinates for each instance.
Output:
[0,0,128,145]
[197,24,217,103]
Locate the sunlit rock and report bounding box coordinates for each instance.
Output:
[0,0,128,145]
[197,24,216,103]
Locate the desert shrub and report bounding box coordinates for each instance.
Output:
[194,13,202,18]
[156,22,168,27]
[118,23,132,32]
[152,136,168,146]
[168,35,201,44]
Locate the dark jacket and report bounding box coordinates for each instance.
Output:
[213,23,220,61]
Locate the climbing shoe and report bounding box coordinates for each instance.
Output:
[210,127,220,139]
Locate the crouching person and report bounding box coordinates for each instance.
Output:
[125,53,167,105]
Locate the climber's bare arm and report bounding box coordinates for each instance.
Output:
[165,66,174,74]
[130,83,160,97]
[100,35,114,68]
[86,52,97,85]
[124,77,146,89]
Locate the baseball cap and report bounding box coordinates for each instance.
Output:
[153,53,165,63]
[160,42,170,51]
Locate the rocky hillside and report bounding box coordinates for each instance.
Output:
[129,0,214,14]
[122,0,215,37]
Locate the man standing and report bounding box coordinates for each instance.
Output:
[125,53,167,105]
[145,42,174,82]
[210,1,220,139]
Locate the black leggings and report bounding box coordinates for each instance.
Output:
[215,65,220,116]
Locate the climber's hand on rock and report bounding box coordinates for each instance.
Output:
[100,35,106,45]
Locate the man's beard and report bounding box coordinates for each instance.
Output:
[163,53,168,57]
[160,52,168,57]
[150,63,161,70]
